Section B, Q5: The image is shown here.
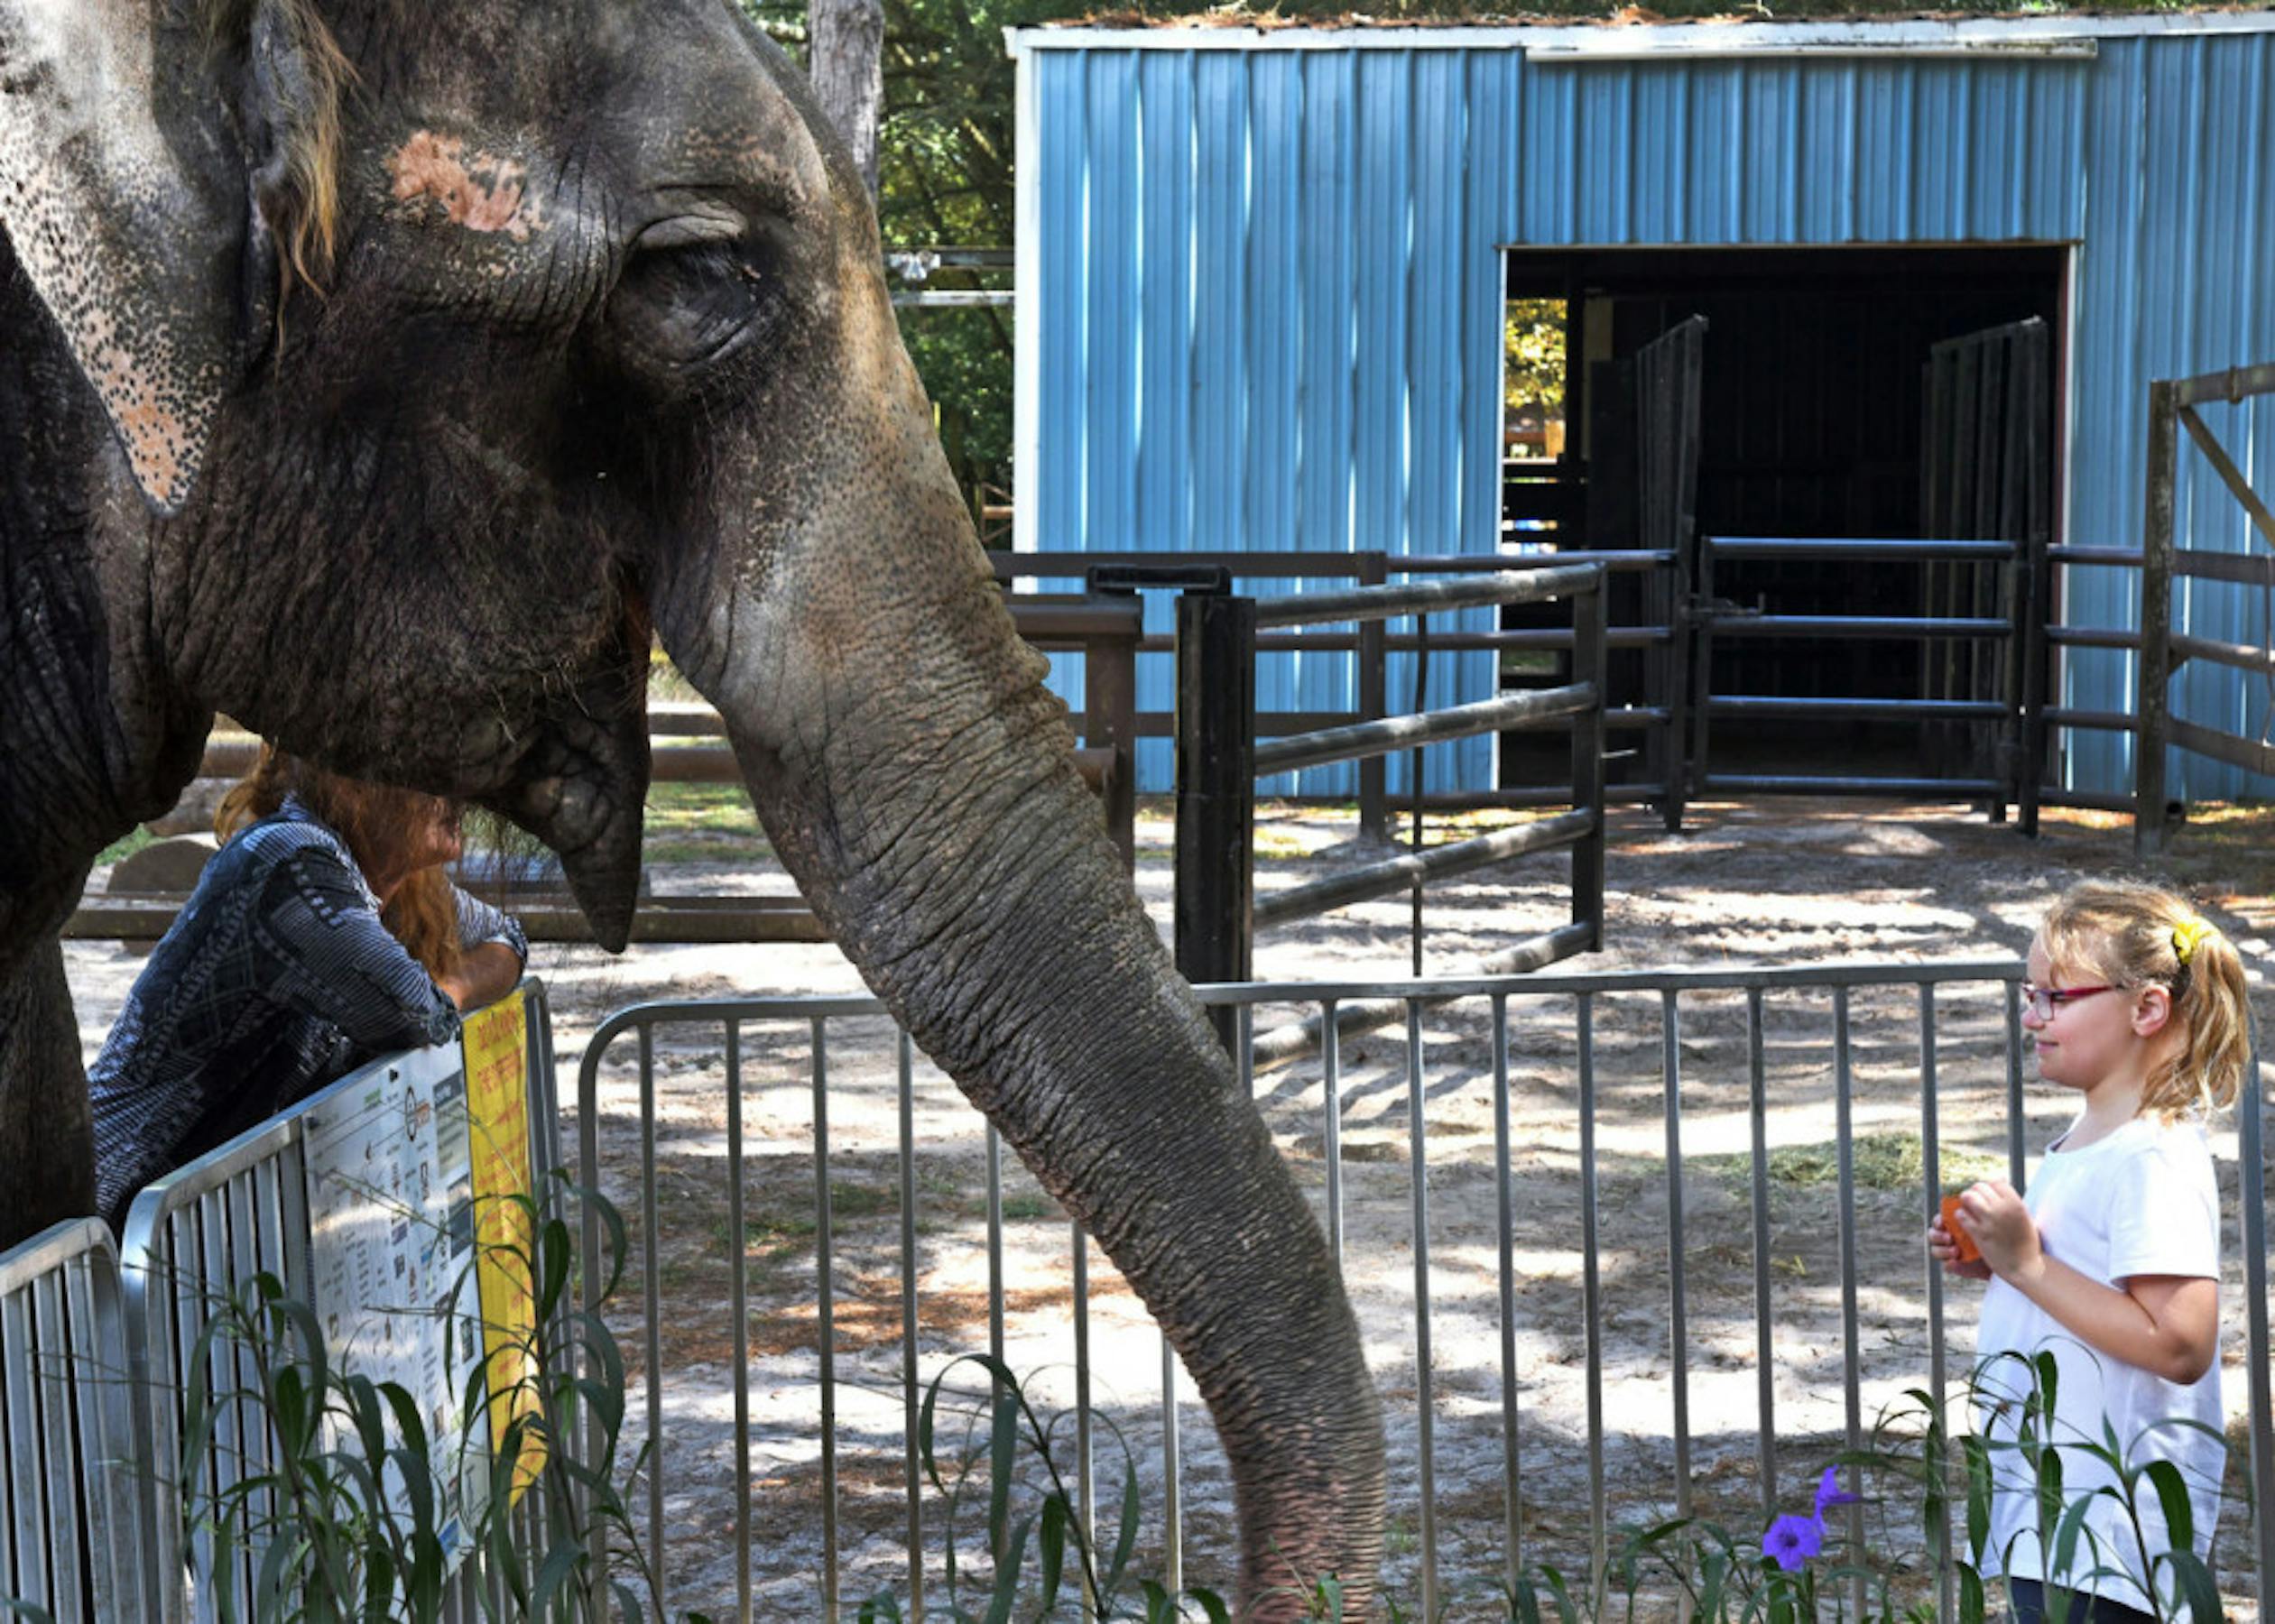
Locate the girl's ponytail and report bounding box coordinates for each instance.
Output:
[2166,922,2252,1117]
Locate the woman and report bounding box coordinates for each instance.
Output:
[90,747,528,1228]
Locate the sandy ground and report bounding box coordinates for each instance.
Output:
[68,797,2275,1619]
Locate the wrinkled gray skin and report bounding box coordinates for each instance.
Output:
[0,0,1383,1608]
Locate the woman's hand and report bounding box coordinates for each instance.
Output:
[1928,1212,1993,1280]
[1951,1179,2041,1285]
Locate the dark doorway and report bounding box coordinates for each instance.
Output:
[1497,243,2067,787]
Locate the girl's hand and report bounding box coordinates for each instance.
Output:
[1928,1213,1993,1280]
[1954,1179,2041,1284]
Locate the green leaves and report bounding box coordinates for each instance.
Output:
[169,1183,675,1624]
[1435,1352,2243,1624]
[888,1354,1239,1621]
[1961,1434,1993,1566]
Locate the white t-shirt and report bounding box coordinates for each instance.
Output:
[1973,1113,2224,1613]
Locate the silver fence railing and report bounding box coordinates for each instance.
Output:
[0,979,563,1622]
[124,1088,315,1624]
[575,959,2275,1622]
[118,976,566,1624]
[0,1218,151,1622]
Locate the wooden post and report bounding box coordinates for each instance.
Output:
[2135,381,2178,855]
[1175,590,1255,1054]
[1083,596,1141,872]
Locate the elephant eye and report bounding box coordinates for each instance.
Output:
[604,235,776,380]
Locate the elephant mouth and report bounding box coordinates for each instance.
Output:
[484,597,653,950]
[500,765,642,949]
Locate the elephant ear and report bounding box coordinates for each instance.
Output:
[0,0,244,513]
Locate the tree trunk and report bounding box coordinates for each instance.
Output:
[809,0,884,195]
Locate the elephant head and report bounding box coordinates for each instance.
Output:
[0,0,1384,1607]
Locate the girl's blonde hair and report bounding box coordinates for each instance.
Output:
[2039,881,2252,1120]
[216,745,463,981]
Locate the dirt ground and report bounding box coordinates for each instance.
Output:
[68,794,2275,1619]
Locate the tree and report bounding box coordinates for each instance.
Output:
[744,0,1030,494]
[809,0,885,193]
[1504,299,1568,416]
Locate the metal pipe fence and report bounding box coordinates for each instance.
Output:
[569,957,2275,1622]
[1006,538,2087,840]
[1173,565,1607,1038]
[998,548,1675,839]
[997,411,2275,849]
[1688,536,2028,817]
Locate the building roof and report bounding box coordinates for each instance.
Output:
[1008,7,2275,56]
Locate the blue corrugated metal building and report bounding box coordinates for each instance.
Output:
[1008,13,2275,801]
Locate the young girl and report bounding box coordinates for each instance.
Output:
[1930,881,2250,1622]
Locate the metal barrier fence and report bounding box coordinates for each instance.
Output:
[573,959,2275,1622]
[120,977,568,1623]
[0,1219,150,1622]
[0,981,564,1623]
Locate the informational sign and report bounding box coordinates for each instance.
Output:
[460,991,545,1499]
[303,1046,487,1573]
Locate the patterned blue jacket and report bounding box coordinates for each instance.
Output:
[90,798,527,1226]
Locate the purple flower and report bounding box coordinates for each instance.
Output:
[1762,1512,1825,1570]
[1814,1465,1862,1518]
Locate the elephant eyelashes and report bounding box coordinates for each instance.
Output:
[602,239,776,383]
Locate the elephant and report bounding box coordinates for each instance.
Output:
[0,0,1386,1610]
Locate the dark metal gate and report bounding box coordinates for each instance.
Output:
[1685,533,2030,807]
[1620,317,1707,828]
[1580,317,1707,829]
[1921,318,2055,829]
[1669,317,2053,817]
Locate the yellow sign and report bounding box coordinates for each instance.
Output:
[462,990,544,1499]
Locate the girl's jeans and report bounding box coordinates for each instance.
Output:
[2009,1578,2159,1624]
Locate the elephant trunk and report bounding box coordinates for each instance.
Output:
[727,573,1383,1610]
[667,524,1386,1613]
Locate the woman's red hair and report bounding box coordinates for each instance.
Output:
[215,746,462,979]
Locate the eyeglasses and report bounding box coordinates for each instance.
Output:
[2018,983,2119,1020]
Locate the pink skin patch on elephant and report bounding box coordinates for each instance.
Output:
[80,305,198,507]
[387,132,547,241]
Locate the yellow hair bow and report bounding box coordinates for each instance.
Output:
[2172,915,2218,966]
